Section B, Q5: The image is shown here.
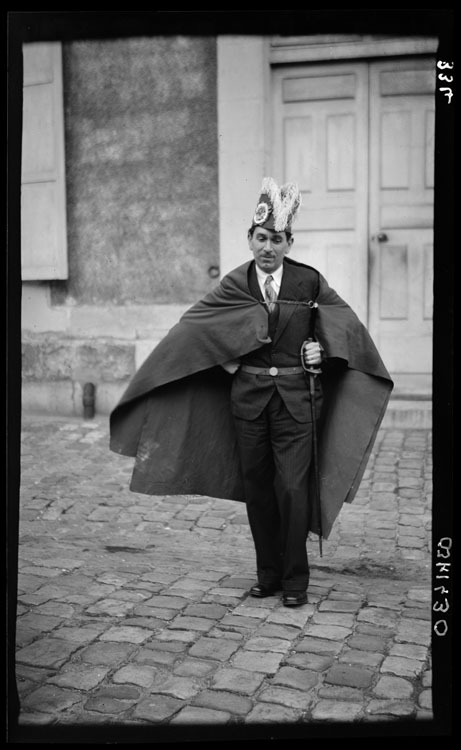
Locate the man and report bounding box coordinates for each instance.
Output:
[220,179,324,606]
[110,178,393,607]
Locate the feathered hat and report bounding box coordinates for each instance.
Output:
[251,177,302,233]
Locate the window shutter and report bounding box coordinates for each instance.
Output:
[21,42,68,280]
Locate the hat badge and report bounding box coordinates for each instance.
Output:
[253,202,270,225]
[251,177,302,233]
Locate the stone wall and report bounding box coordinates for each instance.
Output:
[22,35,219,416]
[54,35,219,305]
[21,333,136,416]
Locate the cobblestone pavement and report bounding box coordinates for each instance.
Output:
[12,413,438,739]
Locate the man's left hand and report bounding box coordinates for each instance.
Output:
[302,341,323,367]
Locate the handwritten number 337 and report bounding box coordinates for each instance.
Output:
[437,61,454,103]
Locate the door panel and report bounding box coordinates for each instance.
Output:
[272,56,435,392]
[272,63,369,322]
[368,58,435,382]
[21,42,68,280]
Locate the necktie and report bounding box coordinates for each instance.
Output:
[264,275,277,313]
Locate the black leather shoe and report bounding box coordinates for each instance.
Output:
[282,592,308,607]
[249,583,281,598]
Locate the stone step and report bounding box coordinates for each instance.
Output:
[382,398,432,429]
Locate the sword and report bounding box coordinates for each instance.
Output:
[301,336,323,557]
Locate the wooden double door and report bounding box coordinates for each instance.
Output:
[272,57,435,395]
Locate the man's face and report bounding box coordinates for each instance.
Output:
[248,227,293,273]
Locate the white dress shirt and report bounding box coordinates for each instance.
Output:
[255,263,284,300]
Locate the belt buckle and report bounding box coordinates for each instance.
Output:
[269,366,278,376]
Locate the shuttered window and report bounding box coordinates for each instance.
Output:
[21,42,68,279]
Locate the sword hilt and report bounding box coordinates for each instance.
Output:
[301,339,322,375]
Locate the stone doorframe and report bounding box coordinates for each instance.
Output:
[217,34,439,277]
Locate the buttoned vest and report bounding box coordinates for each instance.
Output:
[241,262,319,369]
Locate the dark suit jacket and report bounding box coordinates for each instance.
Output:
[231,260,322,423]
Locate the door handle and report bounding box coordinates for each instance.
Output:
[208,265,220,279]
[371,232,388,242]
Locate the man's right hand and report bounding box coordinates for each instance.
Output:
[221,360,241,374]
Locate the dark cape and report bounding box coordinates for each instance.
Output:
[110,257,393,539]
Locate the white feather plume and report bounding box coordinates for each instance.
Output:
[259,177,302,232]
[274,182,302,232]
[260,177,281,216]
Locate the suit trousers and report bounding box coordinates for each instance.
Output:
[233,389,314,593]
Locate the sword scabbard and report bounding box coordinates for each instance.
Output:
[301,339,323,556]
